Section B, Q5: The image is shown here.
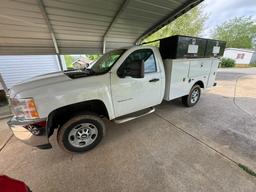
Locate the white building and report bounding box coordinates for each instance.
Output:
[0,55,66,89]
[72,56,93,69]
[223,48,256,66]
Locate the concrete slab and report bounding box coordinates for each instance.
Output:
[157,67,256,172]
[0,118,12,150]
[235,75,256,117]
[1,115,256,192]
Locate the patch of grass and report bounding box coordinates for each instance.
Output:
[238,163,256,177]
[249,63,256,67]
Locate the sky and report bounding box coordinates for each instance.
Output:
[201,0,256,37]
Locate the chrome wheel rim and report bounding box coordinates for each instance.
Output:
[191,89,199,104]
[68,123,98,148]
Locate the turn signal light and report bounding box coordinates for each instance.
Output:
[11,98,40,120]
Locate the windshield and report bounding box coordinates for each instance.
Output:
[90,49,126,74]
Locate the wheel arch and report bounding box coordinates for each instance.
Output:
[47,99,109,137]
[194,80,204,88]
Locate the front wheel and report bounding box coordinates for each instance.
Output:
[57,114,105,153]
[182,85,201,107]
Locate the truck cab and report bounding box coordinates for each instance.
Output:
[110,46,165,117]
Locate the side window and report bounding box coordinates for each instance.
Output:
[121,49,157,74]
[144,54,157,73]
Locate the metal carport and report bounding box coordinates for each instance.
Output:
[0,0,202,56]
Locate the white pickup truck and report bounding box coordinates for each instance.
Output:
[8,45,219,153]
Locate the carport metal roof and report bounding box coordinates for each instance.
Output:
[0,0,202,55]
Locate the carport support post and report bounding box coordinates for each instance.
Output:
[102,0,130,54]
[57,54,64,71]
[103,39,106,54]
[0,73,8,95]
[37,0,64,71]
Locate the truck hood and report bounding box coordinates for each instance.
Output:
[10,71,71,97]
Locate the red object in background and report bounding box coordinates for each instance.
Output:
[0,175,30,192]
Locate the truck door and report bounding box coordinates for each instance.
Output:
[111,48,163,117]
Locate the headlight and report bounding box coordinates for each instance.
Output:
[10,98,39,120]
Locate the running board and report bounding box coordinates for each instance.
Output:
[114,107,155,124]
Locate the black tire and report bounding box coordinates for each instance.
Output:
[182,85,201,107]
[57,113,105,153]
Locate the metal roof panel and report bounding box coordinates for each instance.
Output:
[0,0,203,55]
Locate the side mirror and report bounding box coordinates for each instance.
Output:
[118,60,144,78]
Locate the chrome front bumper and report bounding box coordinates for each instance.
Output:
[7,117,51,149]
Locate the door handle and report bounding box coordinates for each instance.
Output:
[149,78,159,82]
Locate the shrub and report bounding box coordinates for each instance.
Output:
[249,61,256,67]
[220,58,235,68]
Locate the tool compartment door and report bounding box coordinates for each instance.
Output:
[189,59,211,77]
[164,59,190,100]
[207,59,219,87]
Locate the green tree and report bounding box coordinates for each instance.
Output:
[143,5,208,45]
[212,17,256,48]
[64,55,74,69]
[86,54,101,61]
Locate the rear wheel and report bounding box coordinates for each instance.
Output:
[57,114,105,153]
[182,85,201,107]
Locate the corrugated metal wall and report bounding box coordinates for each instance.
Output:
[0,55,61,88]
